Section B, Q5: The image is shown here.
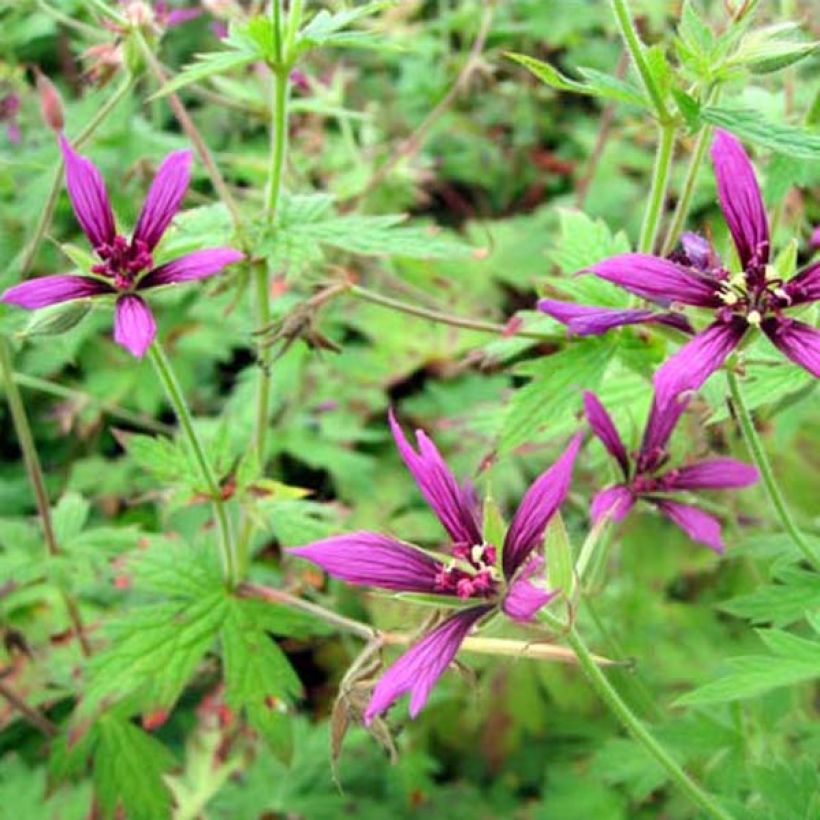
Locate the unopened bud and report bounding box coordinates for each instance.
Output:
[35,71,64,132]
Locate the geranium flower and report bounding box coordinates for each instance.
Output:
[540,130,820,405]
[289,411,581,722]
[1,137,243,357]
[584,390,758,552]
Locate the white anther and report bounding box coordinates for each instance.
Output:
[471,545,484,565]
[720,291,739,306]
[746,310,762,326]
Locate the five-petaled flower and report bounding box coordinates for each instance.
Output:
[540,129,820,406]
[1,137,243,357]
[584,390,758,552]
[289,411,581,722]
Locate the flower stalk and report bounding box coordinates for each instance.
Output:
[639,123,676,254]
[565,625,735,820]
[726,369,820,569]
[0,335,91,656]
[147,341,238,585]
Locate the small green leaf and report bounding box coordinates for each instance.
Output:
[21,299,93,338]
[772,238,798,281]
[544,512,572,594]
[152,49,257,99]
[51,492,91,545]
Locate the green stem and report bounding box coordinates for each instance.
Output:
[19,73,135,276]
[147,341,237,585]
[609,0,670,121]
[726,370,820,568]
[349,284,559,341]
[638,123,676,254]
[0,336,92,656]
[565,626,734,820]
[661,123,711,255]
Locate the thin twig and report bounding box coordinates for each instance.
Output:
[0,679,58,737]
[345,0,494,207]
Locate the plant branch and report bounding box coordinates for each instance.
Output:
[726,369,820,568]
[638,123,676,253]
[0,678,58,737]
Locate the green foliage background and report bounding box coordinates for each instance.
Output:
[0,1,818,818]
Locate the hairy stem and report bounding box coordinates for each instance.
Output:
[349,284,558,341]
[0,336,91,656]
[19,73,135,276]
[638,123,676,254]
[148,342,237,585]
[609,0,669,121]
[565,626,734,820]
[726,370,820,568]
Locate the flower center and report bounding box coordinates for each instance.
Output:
[434,543,499,599]
[715,262,788,326]
[91,235,153,290]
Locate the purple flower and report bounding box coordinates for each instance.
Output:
[584,391,758,552]
[1,137,243,357]
[541,130,820,404]
[289,411,582,722]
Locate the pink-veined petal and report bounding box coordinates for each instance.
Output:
[1,275,112,309]
[590,485,634,524]
[502,555,556,622]
[538,299,692,337]
[710,129,769,268]
[588,254,721,307]
[654,499,725,553]
[139,248,244,289]
[653,320,747,407]
[679,232,720,271]
[638,392,690,473]
[583,391,629,476]
[660,458,759,490]
[132,150,192,251]
[783,261,820,307]
[388,409,482,548]
[288,532,444,594]
[502,433,582,579]
[762,317,820,378]
[113,294,156,358]
[364,605,492,724]
[59,135,116,250]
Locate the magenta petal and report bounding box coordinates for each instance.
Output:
[388,410,482,548]
[132,150,193,251]
[288,532,443,593]
[166,7,203,26]
[653,320,746,406]
[113,294,156,358]
[1,275,112,309]
[502,433,582,579]
[783,261,820,307]
[679,232,719,271]
[139,248,244,289]
[583,391,629,475]
[638,392,690,472]
[710,130,769,268]
[588,254,721,308]
[590,485,634,524]
[660,458,759,490]
[364,605,491,724]
[654,499,725,553]
[762,317,820,378]
[538,299,692,336]
[502,554,555,622]
[59,135,116,250]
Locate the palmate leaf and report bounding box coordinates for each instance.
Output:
[296,1,391,53]
[675,628,820,706]
[152,49,258,99]
[721,566,820,627]
[93,715,175,820]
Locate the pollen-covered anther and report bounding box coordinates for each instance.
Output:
[719,290,739,306]
[746,310,762,326]
[728,272,747,289]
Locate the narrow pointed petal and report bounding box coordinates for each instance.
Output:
[660,458,759,490]
[590,485,634,524]
[165,7,203,26]
[502,433,582,579]
[588,254,721,307]
[653,320,746,406]
[1,275,112,309]
[762,317,820,377]
[679,232,718,271]
[638,392,690,471]
[538,299,693,336]
[113,294,156,358]
[783,261,820,307]
[288,532,443,593]
[139,248,245,289]
[59,135,116,250]
[388,410,482,547]
[654,499,725,553]
[583,391,629,475]
[132,150,193,251]
[364,605,491,724]
[502,555,555,622]
[710,130,769,267]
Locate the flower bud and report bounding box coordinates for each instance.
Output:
[35,71,64,133]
